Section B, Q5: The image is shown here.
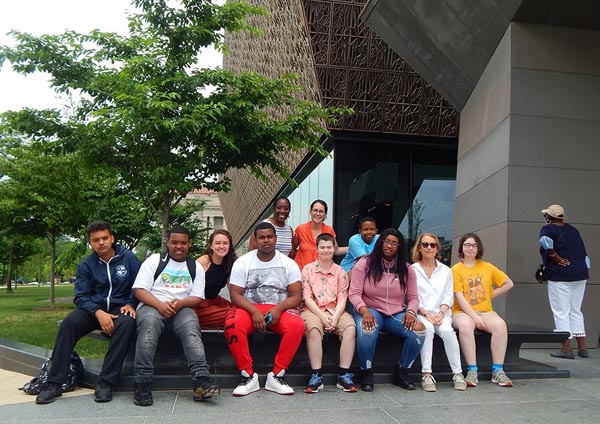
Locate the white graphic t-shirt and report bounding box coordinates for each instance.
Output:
[133,253,205,306]
[230,250,301,304]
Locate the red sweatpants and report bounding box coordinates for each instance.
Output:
[224,304,304,376]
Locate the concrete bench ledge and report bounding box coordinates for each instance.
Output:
[83,326,570,389]
[0,325,571,391]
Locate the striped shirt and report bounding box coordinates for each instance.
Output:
[264,219,294,256]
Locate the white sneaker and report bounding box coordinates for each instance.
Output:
[421,374,436,392]
[232,371,260,397]
[453,373,467,391]
[265,371,294,395]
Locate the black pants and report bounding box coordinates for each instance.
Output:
[48,307,136,386]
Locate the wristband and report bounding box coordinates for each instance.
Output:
[407,310,417,317]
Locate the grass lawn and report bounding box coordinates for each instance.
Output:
[0,285,109,359]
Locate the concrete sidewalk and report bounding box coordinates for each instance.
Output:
[1,348,599,424]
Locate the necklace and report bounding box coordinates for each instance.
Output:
[382,259,401,320]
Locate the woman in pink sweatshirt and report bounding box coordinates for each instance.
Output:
[349,228,425,392]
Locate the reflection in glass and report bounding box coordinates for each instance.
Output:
[398,179,455,264]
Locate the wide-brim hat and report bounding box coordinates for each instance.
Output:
[541,204,565,219]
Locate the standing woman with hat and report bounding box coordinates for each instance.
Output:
[539,204,591,359]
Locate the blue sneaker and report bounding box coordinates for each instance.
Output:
[336,372,357,392]
[304,373,324,393]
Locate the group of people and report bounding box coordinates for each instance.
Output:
[35,221,230,406]
[344,226,515,392]
[34,199,590,405]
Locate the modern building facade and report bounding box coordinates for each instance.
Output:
[221,0,599,345]
[220,0,458,258]
[359,0,600,345]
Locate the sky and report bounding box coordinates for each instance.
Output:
[0,0,223,113]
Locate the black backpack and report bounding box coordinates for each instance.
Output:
[153,251,196,282]
[20,351,83,395]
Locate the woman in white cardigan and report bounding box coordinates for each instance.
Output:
[411,233,466,392]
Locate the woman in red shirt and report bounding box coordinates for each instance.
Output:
[294,199,345,270]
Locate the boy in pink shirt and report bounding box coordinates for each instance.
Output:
[301,233,357,393]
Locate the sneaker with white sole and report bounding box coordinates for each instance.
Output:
[265,371,294,395]
[192,376,220,401]
[453,373,467,391]
[336,373,357,392]
[232,371,260,397]
[465,369,478,387]
[304,373,324,393]
[491,369,513,387]
[421,374,436,392]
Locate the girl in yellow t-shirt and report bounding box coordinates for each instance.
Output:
[452,233,514,388]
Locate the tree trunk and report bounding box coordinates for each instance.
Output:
[6,246,14,294]
[161,193,171,252]
[50,236,56,308]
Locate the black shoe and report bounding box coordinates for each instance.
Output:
[94,380,113,403]
[133,382,153,406]
[550,351,575,359]
[36,383,62,404]
[578,349,589,358]
[192,376,220,401]
[361,369,374,392]
[392,364,415,390]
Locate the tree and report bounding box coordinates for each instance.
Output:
[0,109,103,304]
[0,181,44,292]
[139,198,211,259]
[407,198,424,243]
[18,238,52,283]
[0,0,348,249]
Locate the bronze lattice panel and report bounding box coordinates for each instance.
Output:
[220,0,458,243]
[303,0,458,137]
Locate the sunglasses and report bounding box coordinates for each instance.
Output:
[420,242,438,249]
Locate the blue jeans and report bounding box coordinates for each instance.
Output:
[352,307,424,369]
[134,305,209,383]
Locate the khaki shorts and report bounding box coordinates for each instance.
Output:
[301,309,355,339]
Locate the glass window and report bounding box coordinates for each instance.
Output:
[288,153,334,229]
[334,138,456,264]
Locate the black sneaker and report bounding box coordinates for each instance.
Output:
[192,376,220,401]
[392,364,415,390]
[361,369,374,392]
[304,373,324,394]
[336,372,357,392]
[36,382,62,404]
[133,382,153,406]
[94,380,113,403]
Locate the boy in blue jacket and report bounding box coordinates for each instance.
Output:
[36,221,141,405]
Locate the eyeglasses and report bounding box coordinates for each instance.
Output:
[311,209,326,214]
[462,242,478,249]
[383,240,399,247]
[420,242,438,249]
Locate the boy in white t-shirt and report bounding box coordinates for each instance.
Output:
[225,222,304,396]
[132,226,218,406]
